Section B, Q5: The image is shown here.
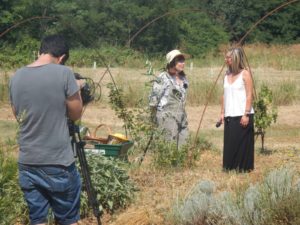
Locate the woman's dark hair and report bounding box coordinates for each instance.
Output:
[39,34,69,64]
[166,56,186,76]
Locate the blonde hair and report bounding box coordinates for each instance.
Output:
[227,47,247,75]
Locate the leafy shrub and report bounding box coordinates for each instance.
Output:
[0,36,39,69]
[106,82,156,157]
[254,85,277,133]
[151,135,215,169]
[151,139,187,168]
[79,154,137,216]
[254,85,278,151]
[170,167,300,225]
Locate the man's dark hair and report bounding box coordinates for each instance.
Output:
[39,34,69,64]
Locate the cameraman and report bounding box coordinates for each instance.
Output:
[9,34,83,225]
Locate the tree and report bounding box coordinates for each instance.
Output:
[178,12,228,57]
[253,85,278,151]
[201,0,300,44]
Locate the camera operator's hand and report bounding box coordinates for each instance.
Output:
[76,79,86,89]
[66,74,84,121]
[66,91,83,121]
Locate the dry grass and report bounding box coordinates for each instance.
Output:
[2,101,299,225]
[74,104,300,225]
[71,65,300,110]
[105,149,299,225]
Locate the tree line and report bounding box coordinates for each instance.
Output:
[0,0,299,67]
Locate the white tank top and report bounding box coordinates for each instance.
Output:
[223,70,254,117]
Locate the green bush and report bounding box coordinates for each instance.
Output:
[151,139,187,168]
[0,36,39,69]
[254,85,278,151]
[151,135,215,169]
[79,154,137,216]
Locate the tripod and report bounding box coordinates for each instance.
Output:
[69,122,102,225]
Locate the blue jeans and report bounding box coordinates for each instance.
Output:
[18,163,81,225]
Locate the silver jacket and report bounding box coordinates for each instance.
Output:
[149,71,188,112]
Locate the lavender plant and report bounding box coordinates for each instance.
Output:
[171,167,300,225]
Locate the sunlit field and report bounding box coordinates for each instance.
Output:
[0,44,299,225]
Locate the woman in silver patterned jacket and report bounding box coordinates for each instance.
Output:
[149,49,189,147]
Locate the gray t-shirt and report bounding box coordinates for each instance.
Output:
[9,63,79,166]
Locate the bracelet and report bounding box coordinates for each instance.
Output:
[244,112,250,117]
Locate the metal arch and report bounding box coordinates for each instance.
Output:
[127,8,207,47]
[0,16,57,38]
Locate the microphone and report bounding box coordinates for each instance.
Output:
[216,120,222,128]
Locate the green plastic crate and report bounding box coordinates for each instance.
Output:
[84,141,134,159]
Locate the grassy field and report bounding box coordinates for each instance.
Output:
[0,45,300,224]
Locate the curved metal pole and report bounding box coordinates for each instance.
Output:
[0,16,57,38]
[127,9,207,46]
[238,0,299,45]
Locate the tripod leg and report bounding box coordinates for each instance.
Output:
[72,132,102,225]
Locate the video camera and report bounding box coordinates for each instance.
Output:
[74,73,94,106]
[68,73,94,136]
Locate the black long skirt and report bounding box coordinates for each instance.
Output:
[223,115,254,172]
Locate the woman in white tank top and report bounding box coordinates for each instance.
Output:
[219,47,255,172]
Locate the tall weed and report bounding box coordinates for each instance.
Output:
[68,46,146,68]
[239,44,300,70]
[187,80,222,106]
[0,72,9,103]
[271,80,299,105]
[0,142,28,225]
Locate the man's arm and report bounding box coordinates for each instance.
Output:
[66,91,83,121]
